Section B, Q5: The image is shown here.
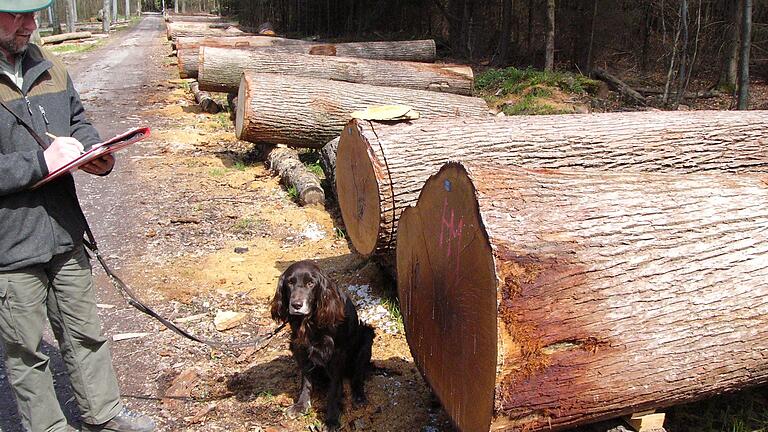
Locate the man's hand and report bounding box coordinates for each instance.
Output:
[80,154,115,175]
[43,137,84,173]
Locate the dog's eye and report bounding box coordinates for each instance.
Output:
[306,281,315,288]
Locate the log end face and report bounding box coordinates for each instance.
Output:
[396,162,497,432]
[336,121,381,256]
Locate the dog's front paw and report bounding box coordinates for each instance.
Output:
[286,401,310,419]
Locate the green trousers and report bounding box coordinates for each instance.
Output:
[0,244,122,432]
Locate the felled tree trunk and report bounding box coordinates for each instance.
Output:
[235,73,490,149]
[175,35,311,78]
[336,111,768,258]
[166,21,248,41]
[265,146,325,206]
[396,161,768,432]
[198,47,473,94]
[41,31,92,45]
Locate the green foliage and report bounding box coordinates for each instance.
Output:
[381,297,405,333]
[665,389,768,432]
[287,186,299,200]
[475,67,599,97]
[333,226,347,239]
[47,43,98,55]
[208,167,225,177]
[232,161,247,171]
[503,97,561,116]
[306,162,324,177]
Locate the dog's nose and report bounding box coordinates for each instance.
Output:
[291,301,304,310]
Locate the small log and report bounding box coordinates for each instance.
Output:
[165,14,228,23]
[235,72,490,149]
[265,146,325,206]
[592,67,646,105]
[198,47,473,94]
[635,86,721,99]
[41,31,92,45]
[336,111,768,257]
[175,36,311,78]
[319,137,339,196]
[166,21,250,41]
[189,81,222,114]
[396,160,768,432]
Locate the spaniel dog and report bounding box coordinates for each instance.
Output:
[271,260,375,431]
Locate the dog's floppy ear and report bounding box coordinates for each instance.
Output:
[313,271,345,328]
[270,271,289,322]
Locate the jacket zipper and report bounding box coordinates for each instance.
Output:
[38,105,50,132]
[23,95,33,115]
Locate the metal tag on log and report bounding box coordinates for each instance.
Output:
[350,105,420,121]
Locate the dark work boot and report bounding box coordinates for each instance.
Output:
[81,407,156,432]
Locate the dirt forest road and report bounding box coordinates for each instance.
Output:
[0,14,454,432]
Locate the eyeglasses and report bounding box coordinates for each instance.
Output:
[7,12,38,25]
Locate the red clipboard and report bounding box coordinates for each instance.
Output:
[33,127,151,189]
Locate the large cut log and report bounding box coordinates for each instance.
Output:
[235,73,490,149]
[166,22,250,41]
[165,14,229,23]
[41,31,92,45]
[336,111,768,259]
[396,161,768,432]
[176,36,311,78]
[181,39,436,79]
[198,47,473,94]
[265,146,325,206]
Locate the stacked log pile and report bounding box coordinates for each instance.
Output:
[395,161,768,432]
[166,21,251,41]
[334,111,768,259]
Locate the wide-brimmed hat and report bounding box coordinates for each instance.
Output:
[0,0,52,13]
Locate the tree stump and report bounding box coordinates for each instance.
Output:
[396,161,768,432]
[235,73,490,149]
[198,47,473,94]
[175,35,312,78]
[335,111,768,258]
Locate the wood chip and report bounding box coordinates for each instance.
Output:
[112,332,149,341]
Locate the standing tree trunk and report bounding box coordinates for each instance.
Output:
[102,0,111,33]
[174,0,178,13]
[198,47,473,94]
[235,72,490,148]
[65,0,75,33]
[112,0,118,22]
[125,0,130,18]
[396,161,768,432]
[50,2,62,35]
[720,0,741,90]
[544,0,555,71]
[737,0,752,109]
[495,0,514,66]
[336,111,768,259]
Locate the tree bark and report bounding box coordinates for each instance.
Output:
[720,0,741,90]
[50,2,62,35]
[265,146,325,206]
[235,73,489,149]
[175,35,310,78]
[41,31,93,45]
[737,0,752,109]
[396,161,768,432]
[336,111,768,258]
[198,47,473,94]
[64,0,75,33]
[320,137,340,197]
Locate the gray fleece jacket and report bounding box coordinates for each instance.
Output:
[0,44,101,271]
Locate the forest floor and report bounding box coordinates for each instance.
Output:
[2,14,768,432]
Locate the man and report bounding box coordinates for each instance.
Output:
[0,1,155,431]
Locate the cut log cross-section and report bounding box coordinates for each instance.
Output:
[235,73,490,148]
[198,47,473,94]
[396,161,768,432]
[175,36,312,78]
[335,111,768,260]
